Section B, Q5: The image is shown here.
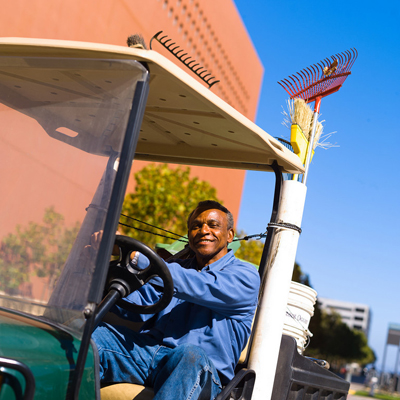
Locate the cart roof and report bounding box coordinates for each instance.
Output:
[0,38,304,174]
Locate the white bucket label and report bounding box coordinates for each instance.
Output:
[286,310,309,325]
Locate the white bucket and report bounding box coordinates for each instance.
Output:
[282,325,308,354]
[283,281,317,354]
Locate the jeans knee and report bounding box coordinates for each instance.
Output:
[175,344,208,364]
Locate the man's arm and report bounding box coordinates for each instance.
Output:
[168,261,260,318]
[135,252,259,319]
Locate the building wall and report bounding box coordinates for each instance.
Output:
[0,0,263,301]
[318,297,371,339]
[0,0,264,222]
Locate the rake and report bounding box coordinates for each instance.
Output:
[150,31,220,89]
[278,48,358,184]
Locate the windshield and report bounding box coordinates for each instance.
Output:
[0,55,147,333]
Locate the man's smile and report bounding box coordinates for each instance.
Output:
[196,238,214,244]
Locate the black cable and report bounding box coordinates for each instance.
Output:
[118,221,189,242]
[118,217,267,243]
[120,213,187,239]
[232,233,267,242]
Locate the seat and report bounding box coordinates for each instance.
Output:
[101,383,154,400]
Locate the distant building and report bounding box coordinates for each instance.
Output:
[318,297,371,338]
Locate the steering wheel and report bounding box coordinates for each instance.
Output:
[106,235,174,314]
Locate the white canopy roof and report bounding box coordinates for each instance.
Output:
[0,38,304,174]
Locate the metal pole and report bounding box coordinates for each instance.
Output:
[391,345,400,393]
[380,340,388,386]
[248,180,307,400]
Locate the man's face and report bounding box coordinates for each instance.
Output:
[188,207,234,267]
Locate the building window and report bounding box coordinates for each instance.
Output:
[353,325,363,330]
[355,308,365,313]
[354,316,364,321]
[327,305,352,312]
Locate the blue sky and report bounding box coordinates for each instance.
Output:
[234,0,400,371]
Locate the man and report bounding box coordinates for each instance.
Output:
[93,200,260,400]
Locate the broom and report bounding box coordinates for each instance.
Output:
[282,98,324,165]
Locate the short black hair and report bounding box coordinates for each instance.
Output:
[187,200,234,230]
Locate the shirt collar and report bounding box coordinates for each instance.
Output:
[190,249,235,272]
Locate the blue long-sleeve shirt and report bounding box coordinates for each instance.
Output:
[111,250,260,384]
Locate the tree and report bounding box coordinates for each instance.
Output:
[0,226,32,294]
[292,262,311,287]
[305,309,376,368]
[234,230,264,267]
[121,164,223,248]
[290,262,376,367]
[34,207,80,292]
[0,207,80,295]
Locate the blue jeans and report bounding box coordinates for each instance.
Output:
[93,323,222,400]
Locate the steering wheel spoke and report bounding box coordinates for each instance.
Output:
[105,235,174,314]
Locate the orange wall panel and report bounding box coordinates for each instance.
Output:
[0,0,263,224]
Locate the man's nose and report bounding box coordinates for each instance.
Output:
[200,223,210,234]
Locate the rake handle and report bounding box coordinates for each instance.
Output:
[302,97,321,185]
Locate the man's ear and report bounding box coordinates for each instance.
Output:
[227,228,234,243]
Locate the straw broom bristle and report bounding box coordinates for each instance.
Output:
[311,118,323,150]
[293,98,325,149]
[282,98,337,151]
[293,98,313,138]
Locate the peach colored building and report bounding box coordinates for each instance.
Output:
[0,0,263,222]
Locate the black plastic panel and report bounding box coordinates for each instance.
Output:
[272,335,349,400]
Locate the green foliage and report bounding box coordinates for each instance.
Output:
[0,227,31,293]
[354,391,400,400]
[292,262,311,287]
[234,230,264,266]
[290,262,376,367]
[305,308,376,367]
[120,164,222,248]
[0,207,80,295]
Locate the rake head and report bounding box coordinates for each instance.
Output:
[150,31,220,89]
[278,48,358,104]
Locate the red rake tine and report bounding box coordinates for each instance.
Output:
[295,72,306,91]
[289,74,302,94]
[298,70,309,88]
